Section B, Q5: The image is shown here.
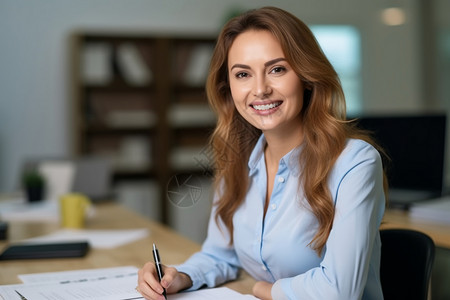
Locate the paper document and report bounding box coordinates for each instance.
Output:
[0,198,59,222]
[14,284,256,300]
[16,276,142,300]
[0,267,141,300]
[19,266,139,284]
[0,266,257,300]
[173,287,258,299]
[410,196,450,224]
[0,283,28,300]
[23,228,149,249]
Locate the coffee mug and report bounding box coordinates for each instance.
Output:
[60,193,91,229]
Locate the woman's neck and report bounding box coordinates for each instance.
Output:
[263,127,303,166]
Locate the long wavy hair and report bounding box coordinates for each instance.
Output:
[206,6,386,255]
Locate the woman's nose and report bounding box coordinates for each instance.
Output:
[252,77,272,98]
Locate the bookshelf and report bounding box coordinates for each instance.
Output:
[71,32,216,223]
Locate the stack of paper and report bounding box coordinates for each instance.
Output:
[409,196,450,224]
[0,198,59,222]
[23,228,149,249]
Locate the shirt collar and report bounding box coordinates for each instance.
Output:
[248,134,302,177]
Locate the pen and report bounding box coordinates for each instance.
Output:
[152,243,167,300]
[15,290,27,300]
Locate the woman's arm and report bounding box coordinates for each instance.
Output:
[175,204,242,290]
[271,141,386,300]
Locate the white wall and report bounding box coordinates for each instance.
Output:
[0,0,430,193]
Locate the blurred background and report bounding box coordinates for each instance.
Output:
[1,0,450,229]
[0,1,449,294]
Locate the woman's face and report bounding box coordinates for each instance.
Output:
[227,29,304,134]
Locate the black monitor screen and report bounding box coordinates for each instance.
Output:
[355,114,446,199]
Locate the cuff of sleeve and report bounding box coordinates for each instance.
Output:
[272,278,295,300]
[174,265,206,291]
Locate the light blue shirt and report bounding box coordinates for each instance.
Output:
[177,135,385,300]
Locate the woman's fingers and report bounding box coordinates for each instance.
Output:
[137,262,192,299]
[137,262,166,299]
[160,266,178,290]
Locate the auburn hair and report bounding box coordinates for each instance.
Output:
[206,6,386,255]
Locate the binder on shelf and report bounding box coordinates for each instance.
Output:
[168,104,216,127]
[182,44,214,87]
[116,43,153,86]
[170,146,211,171]
[119,137,151,169]
[82,43,112,85]
[106,111,157,128]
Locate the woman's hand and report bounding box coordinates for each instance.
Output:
[252,281,273,300]
[137,262,192,300]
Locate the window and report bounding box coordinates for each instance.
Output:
[311,25,362,115]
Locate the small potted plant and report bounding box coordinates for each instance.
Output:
[22,170,46,202]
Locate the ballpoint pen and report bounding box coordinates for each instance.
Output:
[152,243,167,300]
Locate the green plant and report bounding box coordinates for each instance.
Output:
[22,170,45,188]
[23,170,46,202]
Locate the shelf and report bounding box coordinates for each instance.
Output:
[72,32,216,223]
[83,126,156,134]
[83,84,155,92]
[168,104,216,128]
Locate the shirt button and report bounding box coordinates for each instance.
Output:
[262,265,267,271]
[271,203,277,210]
[278,177,285,183]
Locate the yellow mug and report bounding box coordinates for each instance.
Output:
[59,193,91,229]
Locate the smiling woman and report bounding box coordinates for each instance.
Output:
[138,6,388,300]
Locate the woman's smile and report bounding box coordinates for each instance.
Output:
[250,100,283,114]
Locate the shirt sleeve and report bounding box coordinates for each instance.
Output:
[175,199,242,291]
[272,141,386,300]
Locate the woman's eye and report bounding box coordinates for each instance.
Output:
[270,66,286,74]
[235,72,249,79]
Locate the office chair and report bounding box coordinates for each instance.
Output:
[380,229,435,300]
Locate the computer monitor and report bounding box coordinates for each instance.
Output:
[354,113,447,208]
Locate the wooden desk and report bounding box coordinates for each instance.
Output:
[0,202,255,293]
[382,208,450,248]
[1,203,447,293]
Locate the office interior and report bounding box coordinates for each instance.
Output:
[0,0,449,298]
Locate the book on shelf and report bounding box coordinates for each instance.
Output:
[106,110,157,128]
[82,43,112,85]
[116,43,153,86]
[168,104,216,127]
[182,44,214,87]
[170,146,211,171]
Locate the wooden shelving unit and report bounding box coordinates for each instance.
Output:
[71,32,216,223]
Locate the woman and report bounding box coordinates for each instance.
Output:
[138,6,386,300]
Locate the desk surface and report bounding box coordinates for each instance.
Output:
[1,202,449,290]
[382,208,450,248]
[0,202,255,293]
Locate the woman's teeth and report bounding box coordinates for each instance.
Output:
[252,102,281,111]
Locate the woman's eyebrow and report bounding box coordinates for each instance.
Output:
[230,57,287,71]
[230,63,250,70]
[264,57,286,67]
